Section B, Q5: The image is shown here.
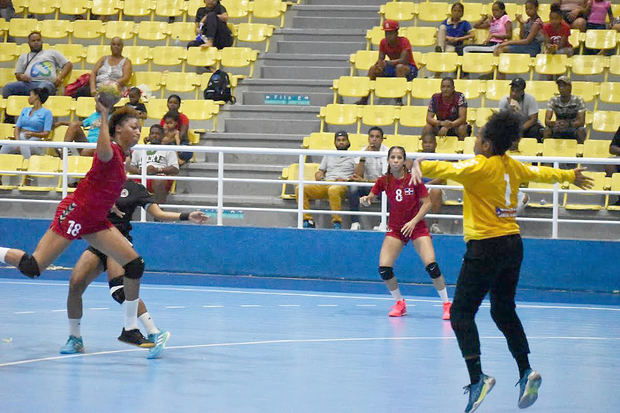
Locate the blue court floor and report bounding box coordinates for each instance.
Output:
[0,271,619,413]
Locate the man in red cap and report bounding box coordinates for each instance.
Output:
[356,19,418,106]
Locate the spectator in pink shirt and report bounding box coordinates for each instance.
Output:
[463,1,513,54]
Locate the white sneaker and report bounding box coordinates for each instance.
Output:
[350,222,360,230]
[430,223,443,234]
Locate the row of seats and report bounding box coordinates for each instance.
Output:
[332,76,620,108]
[7,0,290,27]
[0,20,275,51]
[350,50,620,80]
[0,154,90,192]
[318,104,620,134]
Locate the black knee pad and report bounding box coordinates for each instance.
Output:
[18,254,40,279]
[108,276,125,304]
[425,262,442,279]
[379,266,394,281]
[123,257,145,280]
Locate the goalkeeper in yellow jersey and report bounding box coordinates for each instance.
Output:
[410,110,593,413]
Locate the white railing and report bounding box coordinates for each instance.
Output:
[0,140,619,239]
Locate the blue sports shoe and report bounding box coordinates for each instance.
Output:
[333,222,342,229]
[303,219,315,228]
[517,369,542,409]
[463,374,496,413]
[60,335,84,354]
[146,331,171,359]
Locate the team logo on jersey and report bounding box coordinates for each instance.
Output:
[404,187,414,196]
[120,188,129,198]
[30,61,54,78]
[495,206,517,218]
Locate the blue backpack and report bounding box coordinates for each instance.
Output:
[203,69,235,104]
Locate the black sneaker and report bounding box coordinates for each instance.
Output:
[303,219,316,228]
[118,328,155,348]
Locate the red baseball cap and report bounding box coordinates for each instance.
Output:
[382,20,399,31]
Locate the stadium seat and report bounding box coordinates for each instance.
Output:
[460,53,496,77]
[442,179,463,206]
[0,154,23,190]
[47,124,67,157]
[383,134,419,153]
[0,123,15,139]
[542,139,578,157]
[137,21,170,43]
[435,136,459,154]
[27,0,60,18]
[169,22,198,44]
[219,47,258,77]
[607,173,620,211]
[581,139,611,159]
[89,0,122,20]
[0,43,20,63]
[145,99,170,120]
[122,46,151,68]
[72,20,104,43]
[366,26,384,50]
[44,96,74,118]
[453,79,483,101]
[331,76,372,103]
[569,55,607,77]
[526,81,557,102]
[280,163,320,200]
[59,0,89,18]
[526,181,555,208]
[403,26,437,48]
[474,107,497,129]
[510,138,541,157]
[53,44,85,66]
[496,53,532,78]
[534,54,568,76]
[502,2,519,20]
[18,155,61,191]
[592,111,620,134]
[318,104,359,132]
[4,96,29,117]
[373,77,409,104]
[0,69,15,94]
[57,156,93,192]
[186,47,220,70]
[460,2,487,22]
[461,135,475,154]
[424,52,460,77]
[416,2,450,24]
[570,81,598,106]
[121,0,155,19]
[235,23,275,52]
[132,71,163,95]
[349,50,378,76]
[471,28,489,44]
[220,0,251,20]
[150,46,187,70]
[9,18,40,39]
[0,20,8,42]
[410,78,442,102]
[302,132,336,150]
[39,20,72,40]
[598,82,620,105]
[248,0,287,27]
[86,45,109,65]
[105,21,137,42]
[182,100,219,131]
[74,97,96,119]
[163,72,200,98]
[583,30,617,53]
[359,105,398,130]
[396,105,428,132]
[380,2,416,23]
[185,0,203,19]
[609,55,620,79]
[155,0,185,20]
[563,172,609,210]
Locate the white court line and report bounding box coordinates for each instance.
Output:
[202,305,224,308]
[1,335,618,368]
[165,306,185,309]
[51,309,65,313]
[88,307,109,311]
[14,311,35,314]
[356,304,377,307]
[1,280,618,311]
[317,304,338,307]
[240,305,261,307]
[279,304,300,307]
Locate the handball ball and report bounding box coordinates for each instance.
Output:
[97,81,121,108]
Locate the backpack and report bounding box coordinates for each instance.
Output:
[64,73,90,98]
[203,69,235,104]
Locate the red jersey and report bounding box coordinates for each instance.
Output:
[542,22,572,48]
[72,142,127,221]
[379,36,416,67]
[371,173,429,228]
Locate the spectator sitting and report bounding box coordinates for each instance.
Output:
[160,95,193,166]
[0,0,15,21]
[423,77,469,141]
[584,0,612,30]
[126,125,180,204]
[543,76,586,143]
[463,1,512,54]
[162,111,181,146]
[188,0,233,50]
[494,0,544,57]
[54,109,106,157]
[499,77,544,142]
[348,127,389,230]
[543,4,575,56]
[553,0,587,31]
[436,2,475,55]
[0,88,51,159]
[2,32,72,101]
[356,20,418,106]
[125,87,147,120]
[83,37,132,98]
[296,131,356,229]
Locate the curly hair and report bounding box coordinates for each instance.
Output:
[108,106,139,136]
[482,110,521,155]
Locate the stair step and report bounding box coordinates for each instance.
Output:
[261,65,349,80]
[293,4,380,18]
[276,40,365,55]
[224,117,319,134]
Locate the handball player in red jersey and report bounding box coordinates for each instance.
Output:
[0,97,155,348]
[360,146,452,319]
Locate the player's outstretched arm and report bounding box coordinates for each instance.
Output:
[147,204,208,224]
[572,167,594,190]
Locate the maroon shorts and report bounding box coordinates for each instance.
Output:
[50,197,113,240]
[385,221,430,245]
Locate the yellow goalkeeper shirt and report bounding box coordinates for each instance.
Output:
[421,154,575,241]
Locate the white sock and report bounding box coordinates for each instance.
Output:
[0,247,9,264]
[437,288,449,303]
[139,312,160,335]
[124,299,139,330]
[390,288,403,302]
[69,318,81,337]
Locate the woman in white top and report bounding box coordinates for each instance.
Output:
[88,37,132,96]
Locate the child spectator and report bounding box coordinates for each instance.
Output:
[494,0,544,57]
[463,1,513,54]
[162,111,181,146]
[125,87,147,120]
[543,4,574,56]
[159,95,193,166]
[436,2,475,55]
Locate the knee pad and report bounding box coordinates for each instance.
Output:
[425,262,441,279]
[379,266,394,281]
[18,254,40,279]
[123,257,145,280]
[108,276,125,304]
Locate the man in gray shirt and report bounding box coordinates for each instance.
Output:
[296,131,356,229]
[2,31,72,100]
[498,77,543,142]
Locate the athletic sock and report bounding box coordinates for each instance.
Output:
[0,247,9,264]
[124,299,139,331]
[139,312,160,335]
[437,287,449,303]
[390,288,403,302]
[466,357,483,385]
[69,318,81,338]
[516,353,531,379]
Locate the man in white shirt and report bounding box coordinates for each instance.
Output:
[349,127,389,230]
[498,77,543,142]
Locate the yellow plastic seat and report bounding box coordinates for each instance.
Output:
[5,96,29,117]
[182,100,219,122]
[0,154,23,190]
[121,0,155,19]
[396,105,428,130]
[461,2,487,22]
[360,105,398,130]
[53,44,85,66]
[526,181,555,208]
[72,20,104,42]
[89,0,122,19]
[510,138,541,157]
[403,26,436,48]
[219,47,258,77]
[86,45,110,65]
[410,78,442,101]
[598,82,620,104]
[9,18,40,38]
[365,26,384,50]
[461,53,496,76]
[483,80,511,104]
[19,155,61,191]
[534,54,568,76]
[373,78,409,103]
[132,71,163,94]
[462,135,476,154]
[349,50,379,75]
[145,99,171,120]
[435,136,460,153]
[39,20,72,40]
[104,21,137,42]
[380,2,416,23]
[581,139,611,159]
[497,53,532,77]
[121,46,150,68]
[471,28,489,44]
[0,123,15,139]
[220,0,251,20]
[235,23,275,52]
[542,139,578,157]
[609,55,620,78]
[185,0,203,19]
[0,43,21,63]
[526,81,557,103]
[331,76,372,103]
[186,46,220,70]
[27,0,60,18]
[503,2,519,20]
[248,0,287,27]
[48,124,68,157]
[345,133,370,151]
[607,173,620,211]
[563,172,608,210]
[57,155,93,192]
[75,97,96,119]
[474,107,497,129]
[280,163,320,200]
[318,104,359,132]
[569,55,607,77]
[416,2,450,24]
[592,111,620,134]
[570,81,597,104]
[0,68,15,90]
[137,21,170,43]
[443,179,464,206]
[169,22,199,44]
[302,132,336,150]
[384,134,419,153]
[454,79,482,101]
[155,0,184,19]
[424,52,460,77]
[163,72,200,97]
[44,96,74,118]
[584,30,617,52]
[59,0,89,17]
[150,46,187,69]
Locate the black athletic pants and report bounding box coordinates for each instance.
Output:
[187,12,233,50]
[450,234,530,361]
